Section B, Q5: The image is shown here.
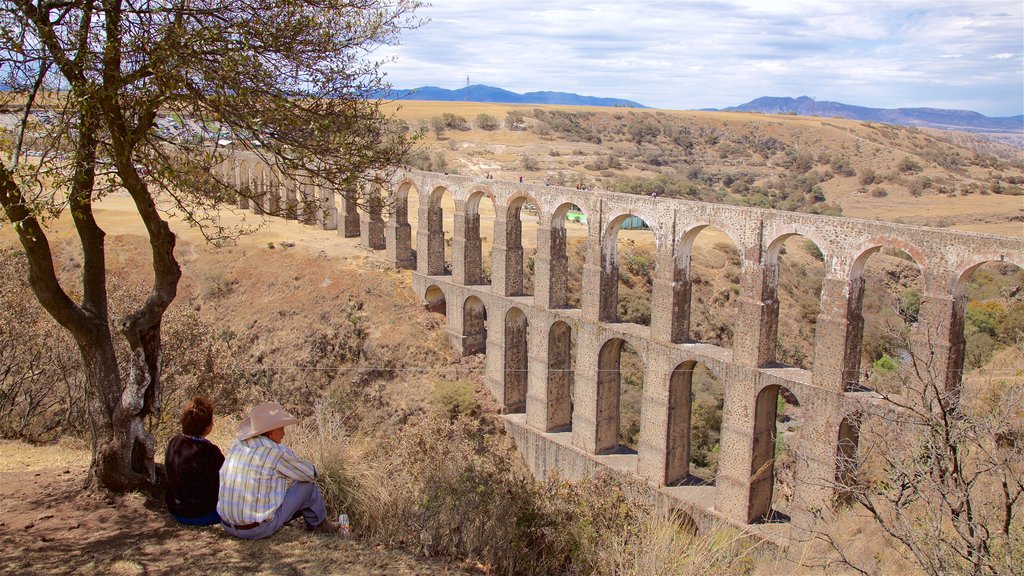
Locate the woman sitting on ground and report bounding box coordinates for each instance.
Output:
[164,396,225,526]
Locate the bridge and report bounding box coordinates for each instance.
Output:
[221,159,1024,535]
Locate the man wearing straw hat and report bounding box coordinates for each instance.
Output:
[218,402,341,539]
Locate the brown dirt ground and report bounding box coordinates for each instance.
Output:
[0,441,475,576]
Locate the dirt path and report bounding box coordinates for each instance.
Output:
[0,443,473,576]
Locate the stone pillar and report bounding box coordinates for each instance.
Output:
[503,309,529,413]
[787,392,845,533]
[490,210,512,296]
[525,315,552,430]
[236,163,251,210]
[636,347,673,484]
[571,323,602,454]
[580,205,606,322]
[649,239,678,342]
[318,184,338,230]
[360,192,386,250]
[455,203,478,285]
[283,178,298,220]
[597,234,619,323]
[812,274,860,392]
[483,304,506,405]
[267,172,281,215]
[251,168,266,214]
[386,218,415,270]
[714,365,760,524]
[669,251,693,343]
[503,206,525,296]
[415,190,430,275]
[914,270,963,394]
[425,202,446,276]
[540,223,566,309]
[340,190,361,238]
[732,261,779,367]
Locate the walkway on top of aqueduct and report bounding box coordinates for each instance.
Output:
[222,159,1024,539]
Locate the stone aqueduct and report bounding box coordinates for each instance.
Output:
[221,158,1024,532]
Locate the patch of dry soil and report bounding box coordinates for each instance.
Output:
[0,443,473,576]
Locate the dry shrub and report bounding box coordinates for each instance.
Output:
[288,403,391,533]
[0,247,245,446]
[298,409,756,575]
[606,511,754,576]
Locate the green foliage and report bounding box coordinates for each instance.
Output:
[440,113,470,131]
[407,149,449,172]
[966,300,1006,339]
[430,380,479,419]
[899,289,921,323]
[505,110,526,131]
[520,154,540,171]
[803,240,824,261]
[898,156,923,174]
[872,353,899,374]
[475,113,499,131]
[529,109,601,143]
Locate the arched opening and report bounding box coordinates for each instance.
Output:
[463,296,487,356]
[675,225,742,347]
[546,320,575,432]
[603,214,656,326]
[596,338,643,454]
[748,384,801,523]
[768,234,826,369]
[426,186,456,276]
[955,261,1024,389]
[549,203,587,309]
[384,181,417,268]
[504,307,528,413]
[465,190,496,285]
[506,195,540,297]
[835,414,861,505]
[666,361,724,486]
[424,285,446,316]
[846,245,924,392]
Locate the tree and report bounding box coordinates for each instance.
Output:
[505,110,526,131]
[822,330,1023,575]
[475,113,499,131]
[0,0,421,492]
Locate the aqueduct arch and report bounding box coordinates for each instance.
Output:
[225,160,1024,533]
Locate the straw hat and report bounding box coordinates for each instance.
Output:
[236,402,300,440]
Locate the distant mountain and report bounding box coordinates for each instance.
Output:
[721,96,1023,134]
[386,84,646,108]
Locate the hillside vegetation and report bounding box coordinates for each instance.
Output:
[390,101,1024,236]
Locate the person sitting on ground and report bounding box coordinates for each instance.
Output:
[217,401,340,539]
[164,396,225,526]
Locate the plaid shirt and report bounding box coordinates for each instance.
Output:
[217,435,317,525]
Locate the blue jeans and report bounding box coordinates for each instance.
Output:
[221,481,328,540]
[171,510,222,526]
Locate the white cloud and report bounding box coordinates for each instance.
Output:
[379,0,1024,116]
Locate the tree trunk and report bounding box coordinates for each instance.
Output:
[78,326,155,492]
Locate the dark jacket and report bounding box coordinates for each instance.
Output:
[164,434,225,518]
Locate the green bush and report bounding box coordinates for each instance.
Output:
[430,380,479,419]
[872,353,899,374]
[475,113,499,131]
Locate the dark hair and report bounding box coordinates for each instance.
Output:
[181,396,214,437]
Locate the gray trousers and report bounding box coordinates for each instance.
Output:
[222,481,328,540]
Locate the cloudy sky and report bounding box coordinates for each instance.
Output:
[376,0,1024,117]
